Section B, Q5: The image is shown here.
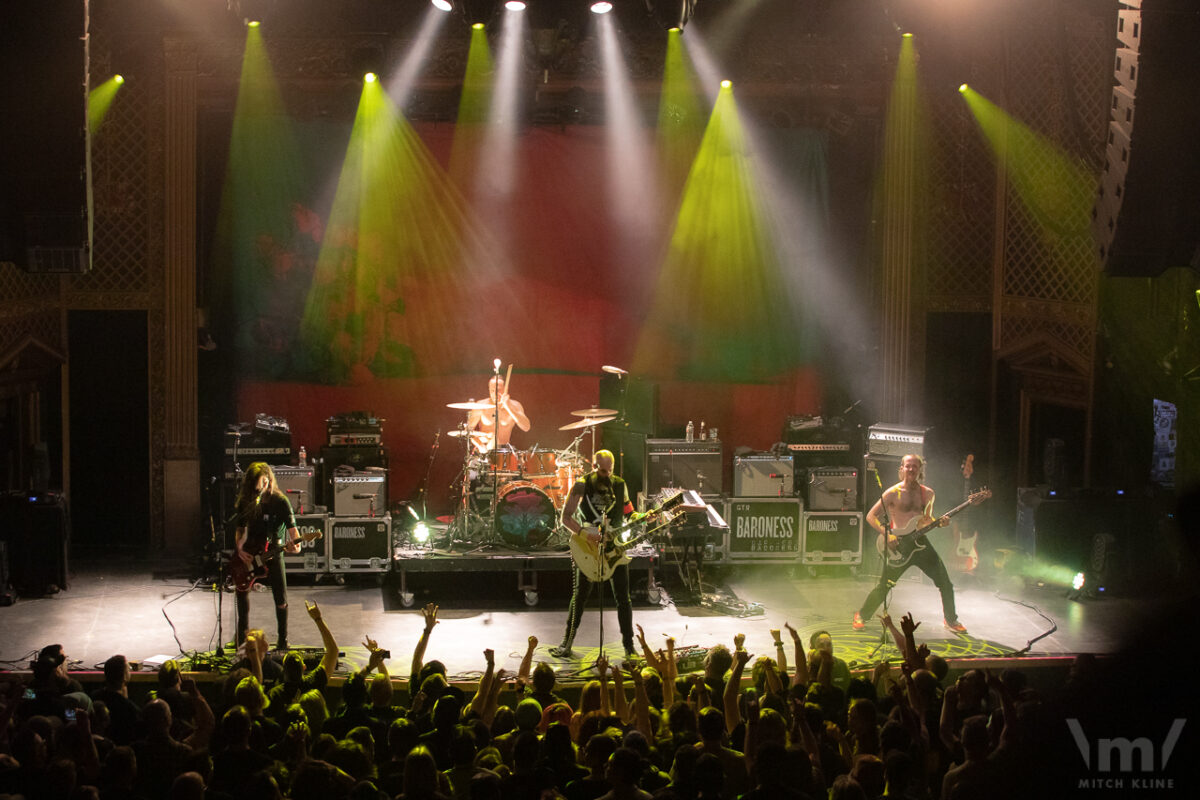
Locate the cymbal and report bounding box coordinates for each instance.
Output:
[570,408,618,417]
[447,401,493,410]
[559,415,616,431]
[601,365,628,375]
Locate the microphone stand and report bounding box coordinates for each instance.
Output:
[866,461,897,660]
[491,361,502,541]
[417,431,440,521]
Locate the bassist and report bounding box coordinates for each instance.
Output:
[852,454,967,634]
[234,462,302,650]
[550,450,644,659]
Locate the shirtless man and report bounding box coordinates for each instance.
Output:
[852,454,967,634]
[466,376,530,450]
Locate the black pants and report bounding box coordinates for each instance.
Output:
[561,563,634,650]
[859,541,959,624]
[235,555,288,645]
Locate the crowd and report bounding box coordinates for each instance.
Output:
[0,602,1122,800]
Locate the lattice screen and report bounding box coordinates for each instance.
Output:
[69,46,150,301]
[0,309,63,361]
[0,265,58,306]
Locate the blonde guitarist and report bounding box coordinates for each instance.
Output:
[852,454,968,635]
[550,449,645,659]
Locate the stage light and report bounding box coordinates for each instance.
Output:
[720,79,731,89]
[364,72,377,83]
[473,22,485,29]
[505,0,526,9]
[247,20,261,27]
[647,0,700,31]
[114,74,125,84]
[591,1,613,12]
[432,0,452,10]
[668,26,681,33]
[902,32,913,38]
[413,521,431,543]
[1072,571,1085,591]
[959,83,968,93]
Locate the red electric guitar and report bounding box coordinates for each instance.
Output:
[230,530,323,592]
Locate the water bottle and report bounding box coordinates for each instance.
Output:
[299,446,307,467]
[685,421,694,443]
[699,421,706,441]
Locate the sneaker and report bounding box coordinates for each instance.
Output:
[549,645,573,658]
[852,612,866,631]
[944,619,968,635]
[275,639,289,651]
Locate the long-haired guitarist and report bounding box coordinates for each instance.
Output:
[234,462,302,650]
[852,454,967,635]
[550,449,644,659]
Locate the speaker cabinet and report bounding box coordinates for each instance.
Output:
[599,375,658,435]
[646,440,723,496]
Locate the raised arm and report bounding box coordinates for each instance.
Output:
[898,613,924,671]
[517,636,537,686]
[784,623,809,686]
[635,624,665,675]
[306,601,340,676]
[771,629,788,675]
[724,647,751,735]
[625,661,652,739]
[662,638,677,708]
[409,602,439,686]
[611,662,629,723]
[181,676,215,750]
[878,612,908,662]
[597,655,612,716]
[470,649,495,719]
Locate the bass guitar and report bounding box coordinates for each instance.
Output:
[876,489,991,569]
[951,454,981,573]
[569,491,688,582]
[230,530,323,592]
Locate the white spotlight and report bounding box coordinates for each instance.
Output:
[591,2,613,13]
[413,522,431,544]
[432,0,453,11]
[505,0,526,9]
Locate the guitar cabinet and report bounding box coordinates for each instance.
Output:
[329,515,391,573]
[801,511,863,566]
[726,498,802,561]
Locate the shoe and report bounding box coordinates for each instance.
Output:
[944,619,968,635]
[852,612,866,631]
[549,645,573,658]
[275,639,289,651]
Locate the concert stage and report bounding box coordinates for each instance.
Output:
[0,554,1166,682]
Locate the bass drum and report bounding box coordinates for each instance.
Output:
[494,481,558,548]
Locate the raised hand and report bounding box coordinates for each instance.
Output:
[422,603,439,632]
[770,629,782,645]
[878,612,893,629]
[900,612,920,636]
[915,643,931,661]
[484,649,495,666]
[527,636,538,649]
[734,649,752,668]
[734,632,746,650]
[784,622,801,642]
[363,636,378,652]
[305,600,322,620]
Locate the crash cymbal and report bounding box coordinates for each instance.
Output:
[447,401,494,410]
[570,408,618,417]
[559,415,617,431]
[601,365,628,375]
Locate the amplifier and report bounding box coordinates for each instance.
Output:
[326,413,384,446]
[274,467,317,514]
[726,497,802,561]
[733,456,794,497]
[801,511,863,565]
[806,466,859,511]
[331,474,387,517]
[281,514,329,573]
[328,516,391,573]
[646,439,723,495]
[866,423,928,457]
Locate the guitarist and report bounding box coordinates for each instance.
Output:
[550,449,645,659]
[234,462,302,650]
[852,454,968,635]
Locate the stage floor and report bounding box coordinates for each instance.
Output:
[0,556,1165,681]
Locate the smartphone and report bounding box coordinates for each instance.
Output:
[64,708,77,721]
[23,687,36,701]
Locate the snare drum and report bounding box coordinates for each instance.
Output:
[494,481,557,547]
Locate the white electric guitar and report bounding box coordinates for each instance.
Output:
[569,491,688,581]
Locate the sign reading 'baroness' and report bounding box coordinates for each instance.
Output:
[728,498,801,556]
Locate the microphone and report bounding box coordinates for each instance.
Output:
[353,493,376,499]
[285,489,305,495]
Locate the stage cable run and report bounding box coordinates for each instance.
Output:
[992,590,1058,655]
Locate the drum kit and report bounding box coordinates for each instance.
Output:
[442,401,619,549]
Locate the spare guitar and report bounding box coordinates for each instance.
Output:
[951,454,981,574]
[230,530,323,592]
[876,488,991,569]
[569,491,690,582]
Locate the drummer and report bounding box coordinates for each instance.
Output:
[467,376,530,450]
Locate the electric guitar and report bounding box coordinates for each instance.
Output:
[876,489,991,569]
[230,530,323,592]
[569,491,688,582]
[951,455,981,573]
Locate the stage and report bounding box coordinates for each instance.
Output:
[0,554,1165,682]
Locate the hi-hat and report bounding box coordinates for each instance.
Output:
[559,416,616,431]
[570,407,618,417]
[447,401,493,410]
